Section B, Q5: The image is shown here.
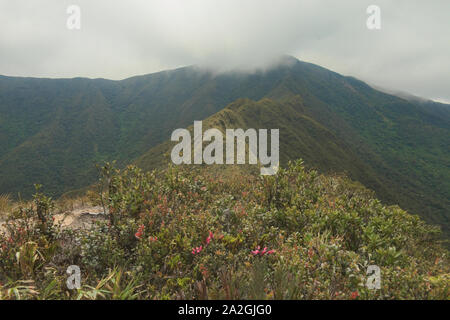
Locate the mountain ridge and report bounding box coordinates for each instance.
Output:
[0,56,448,237]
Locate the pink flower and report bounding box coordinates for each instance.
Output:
[251,246,261,255]
[206,231,213,245]
[252,246,275,256]
[192,246,203,255]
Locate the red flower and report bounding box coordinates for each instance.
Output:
[135,224,145,239]
[206,231,213,245]
[192,246,203,255]
[200,265,208,277]
[252,246,275,256]
[350,291,359,299]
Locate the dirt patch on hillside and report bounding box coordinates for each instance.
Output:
[0,206,109,235]
[53,206,109,230]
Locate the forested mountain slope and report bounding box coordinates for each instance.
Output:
[0,56,448,236]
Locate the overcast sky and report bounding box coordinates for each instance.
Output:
[0,0,449,103]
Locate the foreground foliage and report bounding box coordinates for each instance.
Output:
[0,160,448,299]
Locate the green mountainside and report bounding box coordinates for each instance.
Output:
[136,94,450,237]
[136,96,385,193]
[0,56,449,236]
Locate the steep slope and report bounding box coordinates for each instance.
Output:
[137,92,450,237]
[136,96,384,193]
[0,62,319,196]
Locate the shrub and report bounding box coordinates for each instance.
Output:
[0,160,448,300]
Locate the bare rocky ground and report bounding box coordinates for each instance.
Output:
[53,206,109,230]
[0,205,109,234]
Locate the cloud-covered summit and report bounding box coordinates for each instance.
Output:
[0,0,449,102]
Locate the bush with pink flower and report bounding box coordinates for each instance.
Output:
[0,160,448,300]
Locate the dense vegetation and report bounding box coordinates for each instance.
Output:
[0,56,449,238]
[0,161,448,299]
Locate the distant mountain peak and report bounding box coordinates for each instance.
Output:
[275,54,300,65]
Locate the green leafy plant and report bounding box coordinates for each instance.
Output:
[0,160,448,300]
